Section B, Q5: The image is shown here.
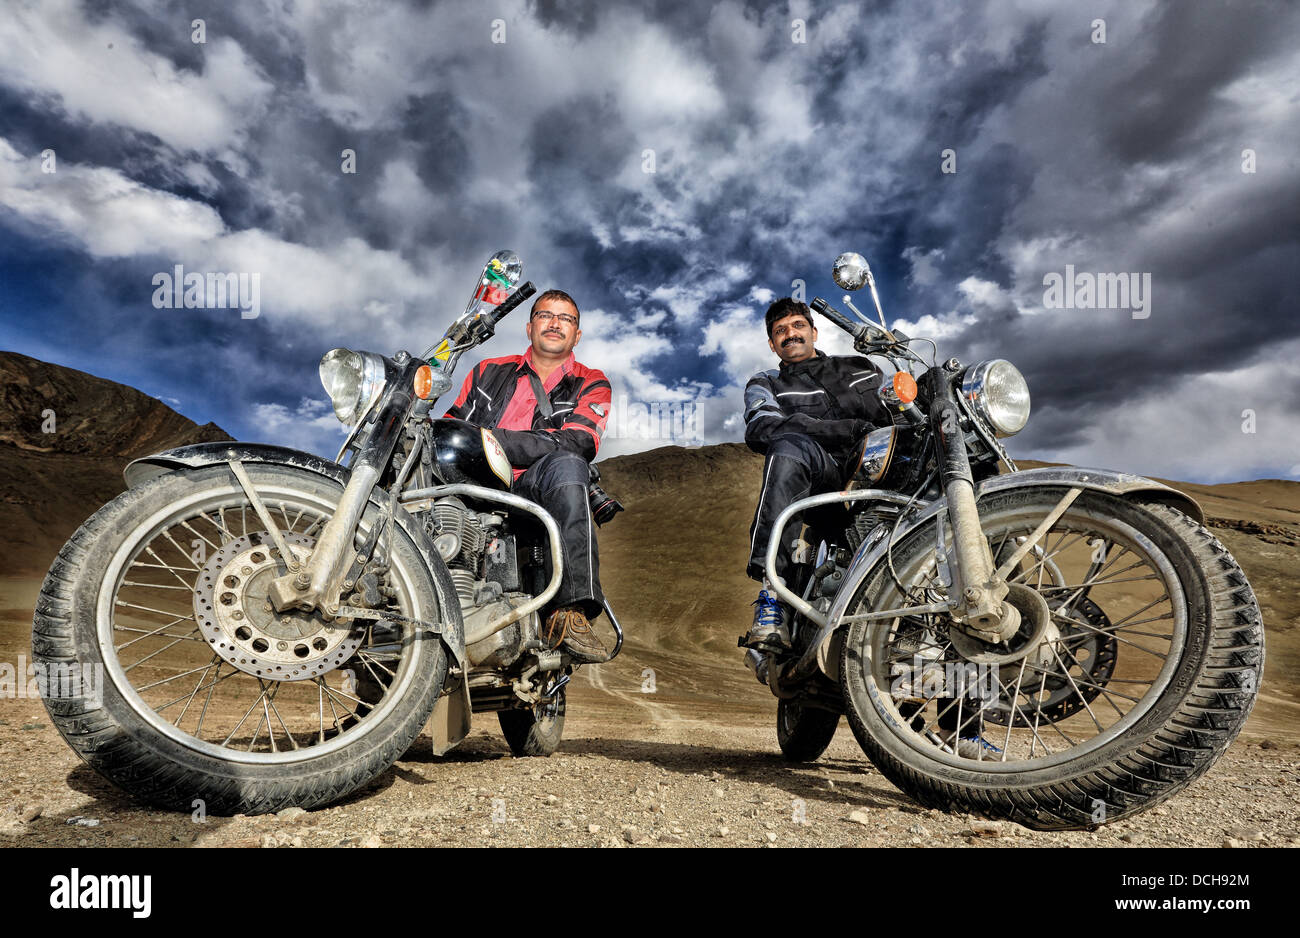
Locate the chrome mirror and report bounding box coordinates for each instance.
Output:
[832,252,870,291]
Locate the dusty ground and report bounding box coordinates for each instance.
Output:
[3,573,1298,849]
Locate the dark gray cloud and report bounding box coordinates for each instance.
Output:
[0,0,1295,480]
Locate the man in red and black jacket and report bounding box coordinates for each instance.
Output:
[445,289,612,663]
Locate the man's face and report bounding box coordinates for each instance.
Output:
[768,313,817,364]
[525,297,582,358]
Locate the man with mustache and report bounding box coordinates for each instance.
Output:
[742,298,1001,759]
[741,297,889,651]
[444,289,612,663]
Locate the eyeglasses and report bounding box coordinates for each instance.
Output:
[532,310,578,327]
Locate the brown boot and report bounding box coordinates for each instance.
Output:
[544,607,609,664]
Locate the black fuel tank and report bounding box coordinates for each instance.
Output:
[428,418,513,490]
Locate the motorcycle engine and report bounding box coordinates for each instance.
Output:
[426,497,487,605]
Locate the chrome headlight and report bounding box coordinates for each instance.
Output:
[961,359,1031,436]
[855,426,897,484]
[319,348,386,427]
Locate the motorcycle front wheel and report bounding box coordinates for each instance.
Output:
[839,488,1263,830]
[32,462,454,815]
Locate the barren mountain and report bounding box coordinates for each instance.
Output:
[0,351,231,574]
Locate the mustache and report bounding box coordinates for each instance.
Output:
[543,329,564,338]
[781,336,804,348]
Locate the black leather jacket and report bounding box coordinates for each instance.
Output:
[743,350,892,466]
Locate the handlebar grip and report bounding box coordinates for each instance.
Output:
[810,297,865,338]
[487,281,536,326]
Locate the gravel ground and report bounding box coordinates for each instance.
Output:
[2,685,1297,849]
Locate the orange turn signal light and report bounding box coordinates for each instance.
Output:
[892,371,918,404]
[413,364,434,400]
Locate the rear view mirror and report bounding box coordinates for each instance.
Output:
[832,252,870,291]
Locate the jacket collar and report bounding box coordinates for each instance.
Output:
[778,348,827,375]
[517,347,575,382]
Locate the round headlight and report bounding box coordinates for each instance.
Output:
[961,359,1031,436]
[319,348,386,426]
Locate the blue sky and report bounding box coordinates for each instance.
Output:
[1,0,1297,481]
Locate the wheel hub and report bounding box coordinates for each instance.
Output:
[948,582,1053,665]
[194,533,364,681]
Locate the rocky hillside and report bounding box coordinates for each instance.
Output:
[0,351,231,574]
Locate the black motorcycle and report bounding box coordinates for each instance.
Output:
[745,252,1264,830]
[32,251,623,814]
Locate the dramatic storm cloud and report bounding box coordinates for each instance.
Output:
[0,0,1296,481]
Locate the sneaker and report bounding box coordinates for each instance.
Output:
[544,607,609,664]
[745,589,791,651]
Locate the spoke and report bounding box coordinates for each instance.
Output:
[318,680,326,744]
[1000,657,1029,759]
[158,664,241,715]
[264,682,300,751]
[276,501,294,532]
[319,682,367,726]
[1054,644,1130,717]
[195,661,223,738]
[171,659,217,726]
[1107,594,1173,630]
[1054,611,1171,660]
[1039,571,1158,595]
[114,599,196,621]
[356,653,390,691]
[321,682,369,710]
[357,650,397,681]
[140,546,197,588]
[122,632,199,671]
[161,530,203,569]
[1045,645,1105,732]
[223,683,270,747]
[112,623,205,643]
[136,660,216,693]
[1028,668,1051,757]
[216,506,235,540]
[181,519,221,552]
[121,580,192,591]
[115,612,195,650]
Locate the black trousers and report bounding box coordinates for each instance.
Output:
[746,433,844,583]
[512,451,604,619]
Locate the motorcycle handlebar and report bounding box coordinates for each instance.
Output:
[810,297,866,339]
[487,281,537,327]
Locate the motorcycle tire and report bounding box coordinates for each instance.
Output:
[776,698,840,762]
[839,489,1264,830]
[32,463,455,815]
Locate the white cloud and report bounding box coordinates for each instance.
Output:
[250,396,347,458]
[0,0,272,153]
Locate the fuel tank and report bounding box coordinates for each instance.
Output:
[428,418,513,491]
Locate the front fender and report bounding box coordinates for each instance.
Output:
[814,465,1202,675]
[124,442,350,489]
[124,441,466,668]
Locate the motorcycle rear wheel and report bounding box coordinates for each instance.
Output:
[498,687,566,756]
[32,463,454,815]
[839,489,1263,830]
[776,698,840,762]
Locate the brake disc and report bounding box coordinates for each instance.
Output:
[194,532,365,682]
[984,597,1118,726]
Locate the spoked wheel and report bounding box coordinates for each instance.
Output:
[839,488,1263,830]
[499,685,566,757]
[776,698,840,762]
[32,463,455,814]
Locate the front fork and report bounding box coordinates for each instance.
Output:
[926,365,1015,641]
